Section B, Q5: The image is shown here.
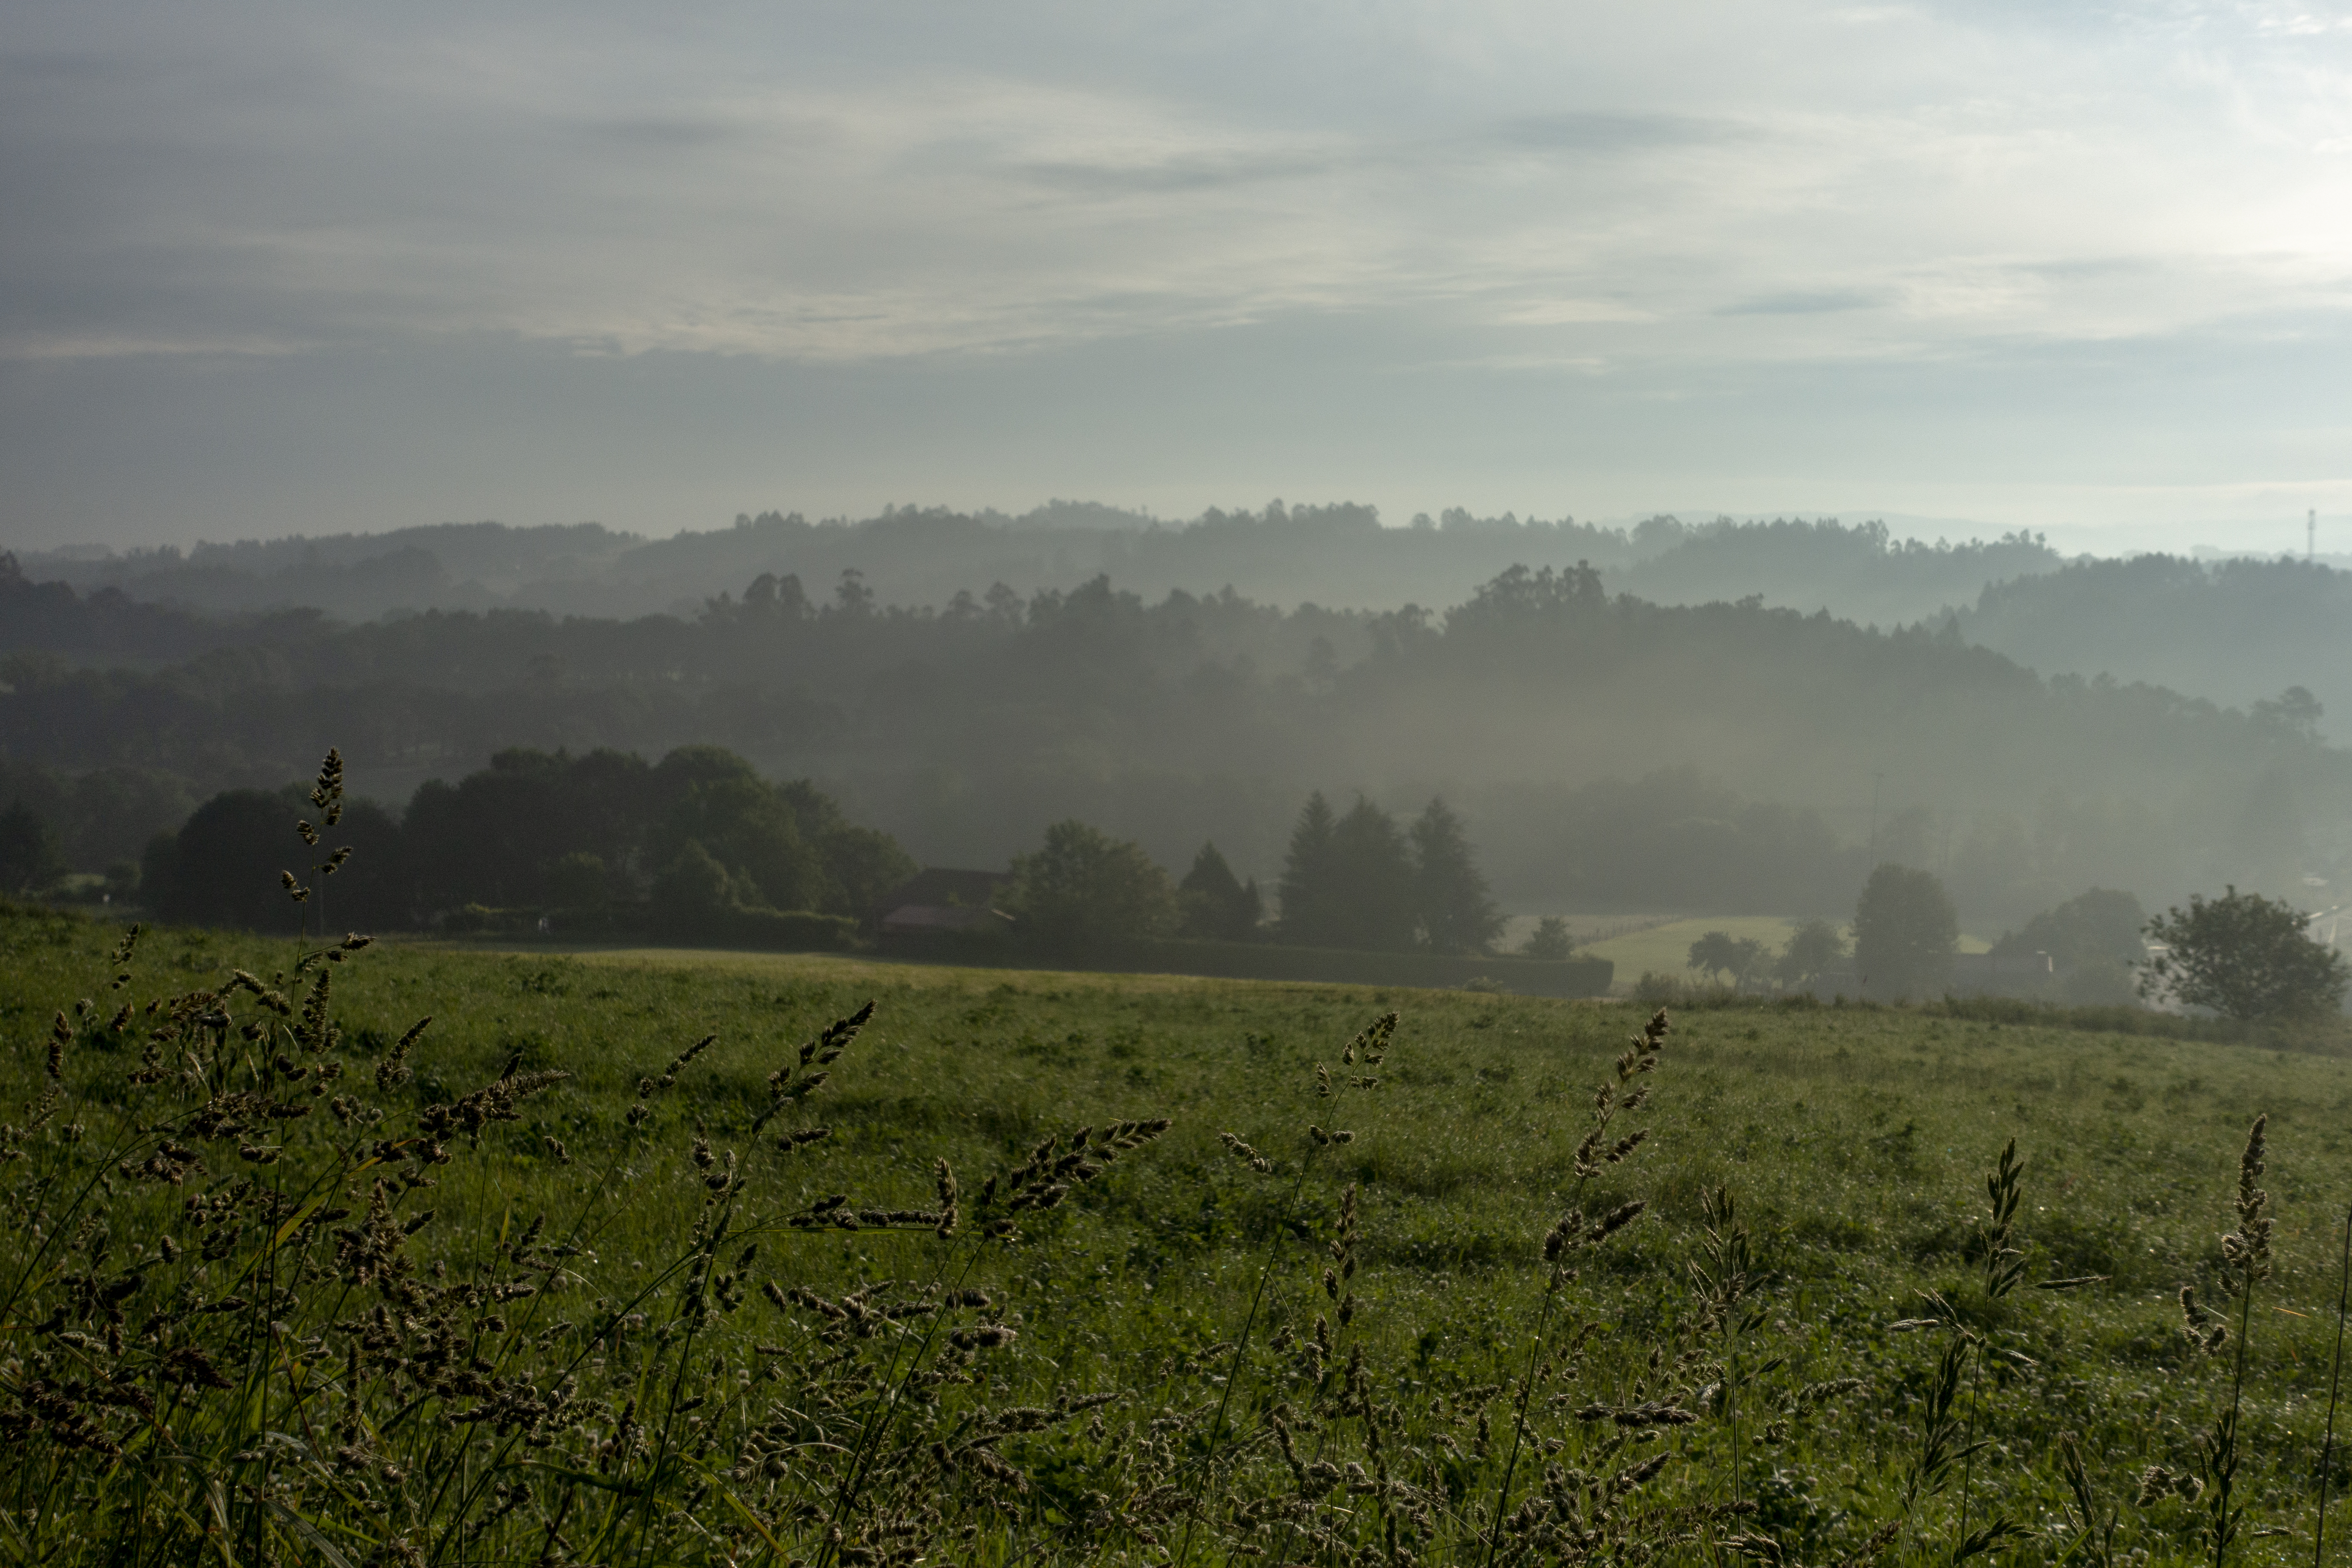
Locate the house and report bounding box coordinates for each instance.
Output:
[875,867,1014,937]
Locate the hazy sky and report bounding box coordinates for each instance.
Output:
[6,0,2352,555]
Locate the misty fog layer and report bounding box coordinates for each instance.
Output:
[5,530,2343,934]
[33,514,2344,741]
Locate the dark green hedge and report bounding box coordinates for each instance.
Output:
[438,901,859,952]
[881,930,1613,997]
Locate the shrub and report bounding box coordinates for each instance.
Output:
[1517,914,1574,961]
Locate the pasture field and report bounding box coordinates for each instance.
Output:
[4,904,2352,1564]
[1571,916,1995,991]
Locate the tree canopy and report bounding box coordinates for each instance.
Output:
[1773,919,1847,989]
[1177,842,1263,942]
[1006,821,1179,946]
[142,746,911,935]
[2141,886,2350,1020]
[1853,864,1959,1001]
[1278,793,1502,954]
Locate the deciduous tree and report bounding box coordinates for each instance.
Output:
[2141,885,2349,1020]
[1007,820,1178,946]
[1853,863,1959,1001]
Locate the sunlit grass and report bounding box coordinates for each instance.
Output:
[8,907,2352,1562]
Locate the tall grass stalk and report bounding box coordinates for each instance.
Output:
[1483,1008,1670,1567]
[1177,1013,1394,1568]
[2315,1203,2352,1568]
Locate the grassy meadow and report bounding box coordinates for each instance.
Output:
[1565,916,1994,992]
[6,903,2352,1564]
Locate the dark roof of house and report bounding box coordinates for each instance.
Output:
[875,867,1011,915]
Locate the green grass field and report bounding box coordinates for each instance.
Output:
[5,906,2350,1564]
[1573,916,1994,991]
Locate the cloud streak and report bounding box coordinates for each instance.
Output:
[9,0,2352,546]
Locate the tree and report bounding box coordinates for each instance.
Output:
[149,787,406,933]
[1007,820,1178,946]
[1280,792,1421,950]
[1518,916,1574,961]
[1687,931,1765,988]
[650,751,822,912]
[775,779,918,915]
[1991,888,2145,1004]
[2141,885,2349,1020]
[546,851,611,908]
[1773,918,1847,990]
[1178,842,1263,941]
[1411,796,1503,954]
[2251,685,2324,745]
[1323,797,1418,950]
[0,802,65,894]
[1277,793,1344,945]
[1853,863,1959,1001]
[649,841,758,938]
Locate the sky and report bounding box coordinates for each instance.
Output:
[6,0,2352,557]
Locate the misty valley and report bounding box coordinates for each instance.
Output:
[3,510,2352,1568]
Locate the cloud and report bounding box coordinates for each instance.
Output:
[11,0,2352,544]
[8,0,2351,368]
[1718,289,1889,316]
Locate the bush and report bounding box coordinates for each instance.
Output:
[1517,914,1574,961]
[718,905,861,951]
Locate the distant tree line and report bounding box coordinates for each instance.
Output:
[138,745,914,938]
[1001,792,1504,956]
[6,550,2348,929]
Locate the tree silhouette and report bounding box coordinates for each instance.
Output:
[1773,918,1847,989]
[1411,796,1503,954]
[1178,842,1263,941]
[1518,915,1575,961]
[1277,792,1344,945]
[1687,930,1766,988]
[0,802,64,895]
[1007,820,1178,946]
[2142,886,2349,1020]
[1853,863,1959,1001]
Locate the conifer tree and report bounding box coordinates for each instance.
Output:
[1178,842,1263,941]
[1410,796,1502,954]
[1277,791,1343,944]
[1326,796,1418,950]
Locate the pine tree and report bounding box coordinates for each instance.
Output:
[1410,796,1502,954]
[1178,842,1263,941]
[1326,796,1419,951]
[1277,792,1342,944]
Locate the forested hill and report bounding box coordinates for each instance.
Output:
[1957,554,2352,743]
[11,508,2060,627]
[2,557,2341,925]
